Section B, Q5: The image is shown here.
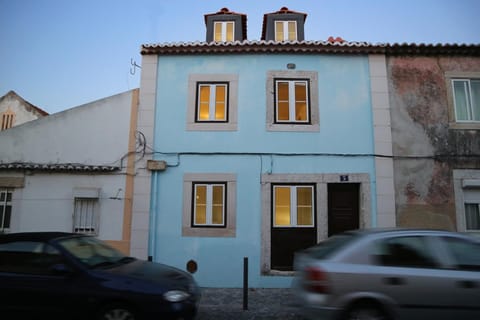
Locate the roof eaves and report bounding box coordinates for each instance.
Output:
[0,163,120,173]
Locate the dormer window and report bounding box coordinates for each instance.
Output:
[275,20,297,42]
[205,8,247,43]
[214,21,234,42]
[262,7,307,42]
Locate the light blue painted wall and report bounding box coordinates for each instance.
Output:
[150,53,376,287]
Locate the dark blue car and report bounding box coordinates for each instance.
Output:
[0,232,200,320]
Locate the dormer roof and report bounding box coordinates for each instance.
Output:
[204,7,247,42]
[261,7,307,41]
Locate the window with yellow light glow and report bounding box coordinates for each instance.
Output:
[273,185,314,227]
[192,183,226,227]
[196,83,228,122]
[275,79,310,123]
[214,21,235,42]
[274,20,297,42]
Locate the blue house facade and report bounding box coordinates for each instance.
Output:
[134,8,396,288]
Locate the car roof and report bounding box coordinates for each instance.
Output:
[0,232,80,243]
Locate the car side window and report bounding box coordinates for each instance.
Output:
[0,240,64,275]
[441,236,480,271]
[373,236,438,268]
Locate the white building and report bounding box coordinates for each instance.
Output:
[0,89,140,253]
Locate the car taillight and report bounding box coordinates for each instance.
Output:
[304,266,330,293]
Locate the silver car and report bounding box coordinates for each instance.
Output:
[292,228,480,320]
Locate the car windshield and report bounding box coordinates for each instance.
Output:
[303,232,359,259]
[56,236,135,269]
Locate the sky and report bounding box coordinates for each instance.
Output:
[1,0,479,114]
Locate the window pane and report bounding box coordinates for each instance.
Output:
[195,185,207,225]
[277,82,290,121]
[471,80,480,121]
[375,236,437,268]
[3,205,11,228]
[295,82,308,121]
[226,22,234,41]
[275,187,291,226]
[297,187,313,226]
[288,21,296,41]
[214,22,222,41]
[442,236,480,271]
[6,192,11,202]
[275,21,284,41]
[453,80,470,120]
[198,85,210,120]
[465,203,480,230]
[215,85,226,120]
[0,192,4,202]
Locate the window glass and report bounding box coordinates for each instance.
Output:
[453,80,470,121]
[0,189,12,231]
[0,241,63,275]
[295,82,308,121]
[442,236,480,271]
[297,187,313,226]
[288,21,296,41]
[465,203,480,230]
[198,85,210,120]
[274,187,291,226]
[194,185,207,225]
[472,80,480,121]
[226,22,234,41]
[214,22,222,42]
[215,85,226,120]
[374,236,437,268]
[275,21,284,41]
[214,21,234,42]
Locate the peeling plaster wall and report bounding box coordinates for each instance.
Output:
[387,56,480,230]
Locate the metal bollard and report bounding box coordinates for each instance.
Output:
[243,257,248,310]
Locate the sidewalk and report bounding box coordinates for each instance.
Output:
[196,288,304,320]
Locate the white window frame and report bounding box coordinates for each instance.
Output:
[445,72,480,129]
[464,202,480,231]
[453,170,480,234]
[273,185,315,227]
[452,78,480,122]
[196,83,228,122]
[187,74,238,131]
[192,182,226,227]
[266,70,319,132]
[73,198,99,235]
[274,79,310,123]
[274,20,297,41]
[183,173,236,237]
[0,188,12,232]
[214,21,235,42]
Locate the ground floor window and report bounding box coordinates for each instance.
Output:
[182,173,236,237]
[73,198,99,235]
[453,170,480,233]
[0,189,12,232]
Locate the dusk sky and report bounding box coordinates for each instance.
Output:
[1,0,479,114]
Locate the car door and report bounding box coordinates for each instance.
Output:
[433,235,480,319]
[0,240,77,317]
[370,235,460,320]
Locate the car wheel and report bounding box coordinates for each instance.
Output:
[342,301,389,320]
[96,303,137,320]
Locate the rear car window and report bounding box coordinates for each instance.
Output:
[373,236,438,268]
[302,233,359,259]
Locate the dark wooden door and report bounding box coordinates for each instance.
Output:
[328,183,359,236]
[271,227,316,271]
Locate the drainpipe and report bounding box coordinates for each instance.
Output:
[148,171,158,261]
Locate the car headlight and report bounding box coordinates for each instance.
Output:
[164,290,190,302]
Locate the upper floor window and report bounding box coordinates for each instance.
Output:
[275,79,309,123]
[187,74,238,131]
[183,173,237,237]
[196,83,228,122]
[0,189,12,232]
[1,109,15,130]
[275,20,297,41]
[452,78,480,122]
[214,21,234,42]
[266,70,319,132]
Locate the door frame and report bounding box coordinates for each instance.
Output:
[261,173,371,275]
